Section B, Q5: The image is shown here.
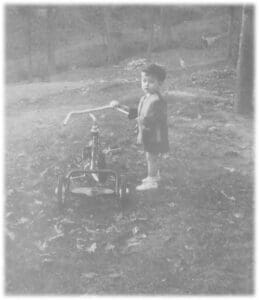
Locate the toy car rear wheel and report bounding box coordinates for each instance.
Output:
[57,175,70,211]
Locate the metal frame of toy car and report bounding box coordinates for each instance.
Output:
[57,103,130,210]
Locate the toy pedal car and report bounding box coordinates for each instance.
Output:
[56,102,131,211]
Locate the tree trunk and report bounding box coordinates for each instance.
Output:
[236,5,254,115]
[146,8,156,62]
[46,7,56,79]
[26,9,33,82]
[147,22,154,61]
[103,8,115,64]
[228,6,242,67]
[160,7,172,49]
[19,7,33,81]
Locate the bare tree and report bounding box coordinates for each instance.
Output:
[236,5,254,115]
[46,7,57,79]
[146,7,157,61]
[160,7,172,49]
[228,6,242,67]
[18,7,33,81]
[103,7,115,64]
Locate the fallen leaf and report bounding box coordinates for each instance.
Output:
[36,210,45,218]
[17,217,29,224]
[129,213,137,222]
[6,212,13,218]
[228,219,235,224]
[223,167,235,173]
[47,233,64,243]
[76,238,88,250]
[108,271,123,278]
[60,217,75,224]
[136,215,148,221]
[184,244,193,250]
[127,240,141,247]
[168,202,176,208]
[187,227,193,232]
[104,243,115,252]
[208,126,217,132]
[42,258,54,263]
[233,212,243,219]
[126,234,146,248]
[132,226,139,235]
[7,189,14,196]
[114,213,123,222]
[69,228,81,234]
[40,167,49,177]
[137,233,147,239]
[220,190,236,201]
[54,224,63,234]
[81,272,98,280]
[86,242,97,253]
[6,229,15,241]
[224,123,235,130]
[34,200,43,205]
[16,152,26,159]
[106,224,120,233]
[84,225,97,234]
[35,240,48,251]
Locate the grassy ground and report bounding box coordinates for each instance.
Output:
[5,46,254,294]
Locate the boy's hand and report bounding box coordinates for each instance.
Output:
[110,100,119,108]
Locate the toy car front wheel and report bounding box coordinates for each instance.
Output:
[57,175,70,210]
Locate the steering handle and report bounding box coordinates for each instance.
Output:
[63,102,129,125]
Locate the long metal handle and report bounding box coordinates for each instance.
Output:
[63,105,112,125]
[114,107,129,115]
[63,103,129,125]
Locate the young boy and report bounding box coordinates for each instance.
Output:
[112,64,170,191]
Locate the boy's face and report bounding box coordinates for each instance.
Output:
[141,72,161,95]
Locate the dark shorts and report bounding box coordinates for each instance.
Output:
[142,129,170,154]
[143,142,170,154]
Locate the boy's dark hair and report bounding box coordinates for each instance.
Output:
[142,64,166,82]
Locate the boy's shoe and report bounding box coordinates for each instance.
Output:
[136,180,158,191]
[142,176,152,183]
[142,173,161,183]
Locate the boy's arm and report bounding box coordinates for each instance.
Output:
[115,104,138,119]
[110,100,138,120]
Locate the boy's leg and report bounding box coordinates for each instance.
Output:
[136,152,160,191]
[147,152,159,177]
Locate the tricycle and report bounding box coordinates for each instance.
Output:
[56,101,131,211]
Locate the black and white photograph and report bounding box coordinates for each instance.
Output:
[4,1,255,295]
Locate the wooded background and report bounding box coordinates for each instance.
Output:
[5,5,254,114]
